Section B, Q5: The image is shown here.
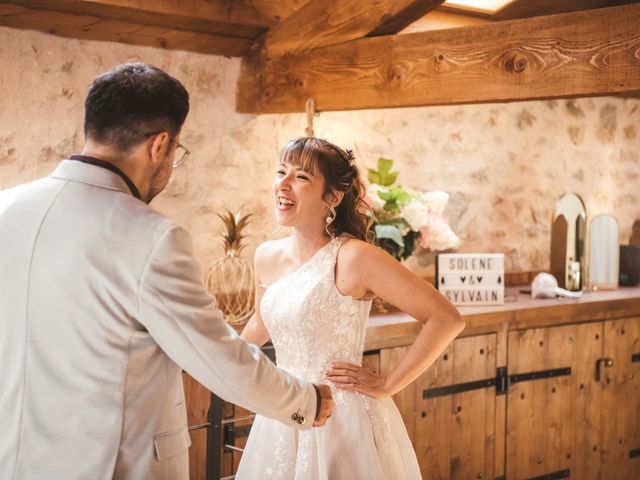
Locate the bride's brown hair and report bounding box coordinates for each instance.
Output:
[280,136,372,242]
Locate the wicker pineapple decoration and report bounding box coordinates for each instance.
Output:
[205,210,255,325]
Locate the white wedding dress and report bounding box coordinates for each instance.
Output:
[236,236,422,479]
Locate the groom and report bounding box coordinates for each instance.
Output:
[0,63,332,479]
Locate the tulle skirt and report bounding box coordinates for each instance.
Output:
[235,389,422,480]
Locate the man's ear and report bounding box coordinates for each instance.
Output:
[147,132,168,164]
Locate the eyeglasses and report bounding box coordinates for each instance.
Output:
[167,137,190,168]
[144,131,191,168]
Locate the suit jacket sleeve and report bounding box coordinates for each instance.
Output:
[137,224,317,429]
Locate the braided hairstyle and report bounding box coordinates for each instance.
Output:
[279,137,372,242]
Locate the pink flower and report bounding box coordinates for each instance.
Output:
[418,214,461,252]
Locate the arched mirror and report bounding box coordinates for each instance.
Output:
[550,193,586,291]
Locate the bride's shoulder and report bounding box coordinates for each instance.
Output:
[337,236,384,264]
[255,237,290,264]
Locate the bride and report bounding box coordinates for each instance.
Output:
[236,136,465,479]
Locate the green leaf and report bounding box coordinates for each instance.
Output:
[387,218,410,229]
[377,157,394,175]
[368,158,399,186]
[377,158,397,186]
[367,168,382,185]
[391,186,411,204]
[377,186,411,212]
[380,171,398,186]
[375,224,404,247]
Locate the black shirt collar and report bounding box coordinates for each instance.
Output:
[69,155,142,200]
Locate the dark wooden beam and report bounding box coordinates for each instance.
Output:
[0,0,273,38]
[261,0,445,59]
[236,4,640,113]
[0,3,252,56]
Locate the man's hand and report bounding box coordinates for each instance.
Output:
[312,384,333,427]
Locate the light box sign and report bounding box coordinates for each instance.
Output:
[436,253,505,305]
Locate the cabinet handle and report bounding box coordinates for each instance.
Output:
[595,357,614,382]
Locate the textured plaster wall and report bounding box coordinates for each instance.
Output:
[1,26,639,277]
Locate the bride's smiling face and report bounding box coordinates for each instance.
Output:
[273,161,328,229]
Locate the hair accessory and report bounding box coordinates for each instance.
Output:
[345,149,356,167]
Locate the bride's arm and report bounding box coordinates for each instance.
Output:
[326,240,465,398]
[241,244,271,347]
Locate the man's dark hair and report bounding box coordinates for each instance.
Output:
[84,63,189,152]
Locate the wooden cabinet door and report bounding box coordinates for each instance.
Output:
[382,334,498,480]
[184,372,210,480]
[601,317,640,479]
[506,322,603,480]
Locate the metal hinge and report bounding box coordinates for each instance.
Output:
[630,448,640,459]
[424,376,498,399]
[509,367,572,386]
[423,366,571,399]
[632,353,640,363]
[528,469,570,480]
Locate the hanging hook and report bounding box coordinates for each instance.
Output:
[305,98,315,137]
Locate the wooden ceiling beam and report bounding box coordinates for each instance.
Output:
[261,0,445,59]
[0,0,273,38]
[245,0,310,25]
[236,4,640,113]
[0,3,252,56]
[367,0,447,37]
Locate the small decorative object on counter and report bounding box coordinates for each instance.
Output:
[205,210,255,325]
[531,272,583,299]
[366,157,460,261]
[436,253,505,305]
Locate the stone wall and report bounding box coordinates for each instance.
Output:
[1,26,639,276]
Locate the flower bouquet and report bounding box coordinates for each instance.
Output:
[366,158,461,261]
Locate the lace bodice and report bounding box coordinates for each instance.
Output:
[260,236,372,379]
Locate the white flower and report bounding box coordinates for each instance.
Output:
[418,214,461,251]
[400,201,430,230]
[421,191,449,215]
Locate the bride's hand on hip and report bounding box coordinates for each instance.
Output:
[325,362,390,398]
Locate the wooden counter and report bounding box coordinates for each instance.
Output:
[365,286,640,480]
[365,286,640,350]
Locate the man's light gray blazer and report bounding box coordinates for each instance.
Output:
[0,160,317,479]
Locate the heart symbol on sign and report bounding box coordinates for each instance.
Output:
[477,276,483,283]
[461,276,466,284]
